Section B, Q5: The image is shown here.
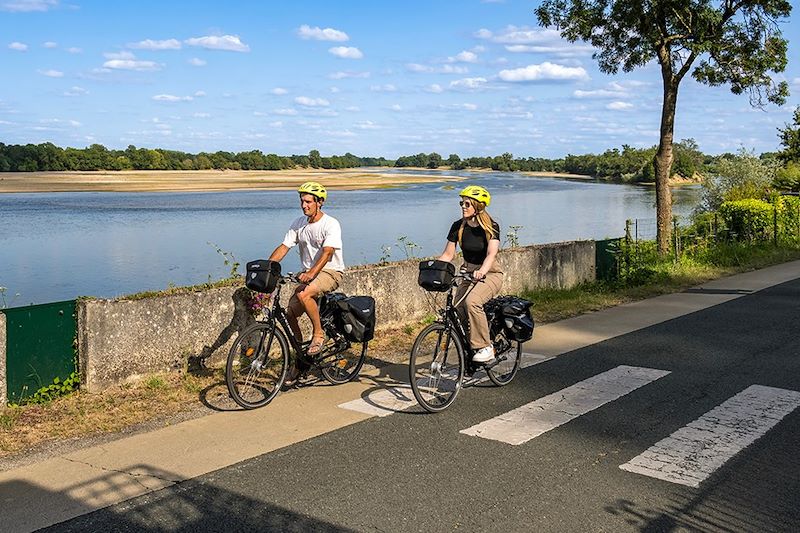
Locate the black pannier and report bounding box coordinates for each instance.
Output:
[484,295,535,342]
[336,295,376,343]
[245,259,282,294]
[418,260,456,292]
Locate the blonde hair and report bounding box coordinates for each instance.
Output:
[457,199,497,245]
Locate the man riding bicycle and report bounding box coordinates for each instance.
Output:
[267,181,345,384]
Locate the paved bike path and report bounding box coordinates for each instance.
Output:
[2,260,799,532]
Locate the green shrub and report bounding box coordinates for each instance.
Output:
[719,199,773,241]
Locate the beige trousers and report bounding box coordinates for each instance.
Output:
[454,261,503,350]
[287,269,343,318]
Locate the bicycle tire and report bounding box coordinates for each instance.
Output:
[320,339,368,384]
[409,323,465,413]
[486,340,522,386]
[226,322,289,409]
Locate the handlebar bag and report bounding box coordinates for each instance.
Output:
[336,295,376,342]
[418,260,456,292]
[245,259,282,294]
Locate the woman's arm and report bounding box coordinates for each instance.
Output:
[473,239,499,280]
[438,241,457,263]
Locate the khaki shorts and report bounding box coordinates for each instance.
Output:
[287,269,343,316]
[308,269,343,295]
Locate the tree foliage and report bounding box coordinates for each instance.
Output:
[701,148,778,211]
[777,105,800,163]
[0,144,392,172]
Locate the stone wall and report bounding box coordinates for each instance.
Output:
[0,312,6,407]
[78,240,595,392]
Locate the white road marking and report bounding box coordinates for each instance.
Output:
[338,352,552,417]
[620,384,800,487]
[460,365,671,445]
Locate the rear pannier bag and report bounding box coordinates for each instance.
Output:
[484,295,535,342]
[418,260,456,292]
[336,295,376,343]
[245,259,282,294]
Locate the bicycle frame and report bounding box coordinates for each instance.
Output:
[261,276,352,372]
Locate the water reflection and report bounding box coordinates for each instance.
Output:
[0,170,700,304]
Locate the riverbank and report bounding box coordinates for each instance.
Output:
[0,168,465,194]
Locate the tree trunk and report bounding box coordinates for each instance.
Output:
[655,74,679,255]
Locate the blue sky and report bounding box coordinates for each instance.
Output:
[1,0,800,158]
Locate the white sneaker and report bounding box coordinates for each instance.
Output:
[472,345,495,363]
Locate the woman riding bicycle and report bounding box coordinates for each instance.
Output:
[436,185,503,364]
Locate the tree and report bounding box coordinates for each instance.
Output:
[777,105,800,162]
[536,0,791,254]
[701,148,777,211]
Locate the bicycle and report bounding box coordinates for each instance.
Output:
[409,271,533,413]
[226,273,369,409]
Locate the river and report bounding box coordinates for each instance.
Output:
[0,169,701,305]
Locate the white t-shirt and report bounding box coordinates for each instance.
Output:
[282,213,345,272]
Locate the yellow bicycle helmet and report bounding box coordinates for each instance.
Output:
[297,181,327,201]
[459,185,491,207]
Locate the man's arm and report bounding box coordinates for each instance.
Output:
[269,244,290,262]
[298,246,335,284]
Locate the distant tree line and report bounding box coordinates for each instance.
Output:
[394,140,714,183]
[0,144,393,172]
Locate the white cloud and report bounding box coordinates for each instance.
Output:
[498,62,589,82]
[449,77,488,90]
[102,50,162,71]
[269,121,283,127]
[474,29,493,39]
[63,86,88,97]
[42,41,57,48]
[440,103,478,111]
[271,87,288,95]
[193,112,211,118]
[188,57,206,66]
[448,50,478,63]
[8,41,28,51]
[370,84,396,92]
[328,46,363,59]
[273,108,298,115]
[185,35,250,52]
[37,69,63,77]
[356,120,380,130]
[329,71,370,79]
[297,24,349,42]
[389,104,402,111]
[406,63,468,74]
[66,47,81,54]
[329,86,340,93]
[295,96,330,107]
[606,101,634,110]
[573,89,627,99]
[440,64,468,74]
[152,94,193,102]
[505,44,594,57]
[1,0,58,12]
[344,106,360,112]
[426,84,444,93]
[477,25,593,58]
[194,90,206,97]
[129,38,181,50]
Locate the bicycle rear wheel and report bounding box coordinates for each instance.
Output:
[486,339,522,386]
[321,338,368,384]
[409,323,464,413]
[226,323,289,409]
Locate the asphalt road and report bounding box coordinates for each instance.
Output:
[44,278,800,532]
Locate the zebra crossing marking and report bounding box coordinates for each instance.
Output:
[460,365,671,445]
[338,352,553,417]
[620,384,800,487]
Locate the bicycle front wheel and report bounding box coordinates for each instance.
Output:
[409,323,465,413]
[486,340,522,386]
[321,339,367,385]
[226,323,289,409]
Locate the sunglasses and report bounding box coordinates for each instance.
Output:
[459,200,474,208]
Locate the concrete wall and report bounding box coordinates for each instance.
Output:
[1,312,6,407]
[78,240,595,392]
